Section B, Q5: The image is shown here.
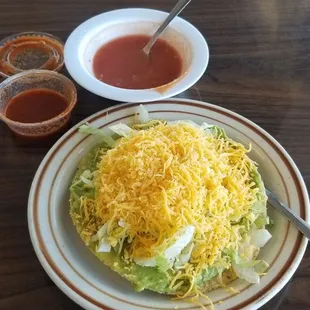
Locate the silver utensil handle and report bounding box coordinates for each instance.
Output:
[266,189,310,239]
[143,0,192,54]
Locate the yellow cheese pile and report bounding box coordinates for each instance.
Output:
[92,122,259,272]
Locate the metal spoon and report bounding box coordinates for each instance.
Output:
[143,0,192,56]
[266,189,310,239]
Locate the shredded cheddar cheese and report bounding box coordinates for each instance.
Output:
[82,121,260,295]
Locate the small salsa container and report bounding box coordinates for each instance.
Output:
[0,70,77,139]
[0,31,64,78]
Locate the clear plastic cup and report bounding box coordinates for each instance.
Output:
[0,32,64,78]
[0,70,77,139]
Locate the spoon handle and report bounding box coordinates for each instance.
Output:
[143,0,192,54]
[266,189,310,239]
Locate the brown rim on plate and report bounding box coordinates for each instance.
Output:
[32,101,306,309]
[30,99,308,310]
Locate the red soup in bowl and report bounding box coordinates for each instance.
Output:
[93,34,183,90]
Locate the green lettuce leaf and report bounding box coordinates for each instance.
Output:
[79,124,116,147]
[156,256,172,272]
[196,266,224,286]
[207,125,227,139]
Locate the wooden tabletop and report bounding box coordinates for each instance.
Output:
[0,0,309,309]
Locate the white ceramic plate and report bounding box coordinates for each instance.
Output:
[64,9,209,102]
[28,99,309,310]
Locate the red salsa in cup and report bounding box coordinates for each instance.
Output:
[5,89,68,123]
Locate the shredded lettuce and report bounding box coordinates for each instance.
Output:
[249,166,270,228]
[227,226,271,284]
[97,239,111,253]
[164,226,195,262]
[201,267,221,281]
[135,226,194,268]
[79,124,116,147]
[249,228,272,248]
[228,246,261,284]
[234,256,260,268]
[200,122,216,135]
[251,167,267,202]
[209,125,227,139]
[223,248,258,267]
[251,201,266,214]
[70,169,93,189]
[200,122,214,131]
[232,263,260,284]
[109,123,134,137]
[135,257,156,267]
[92,222,111,253]
[156,256,172,272]
[118,219,126,227]
[114,236,126,255]
[231,239,269,284]
[255,215,269,228]
[196,267,224,285]
[136,104,149,123]
[174,243,194,269]
[79,169,94,187]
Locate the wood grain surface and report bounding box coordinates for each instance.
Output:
[0,0,309,309]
